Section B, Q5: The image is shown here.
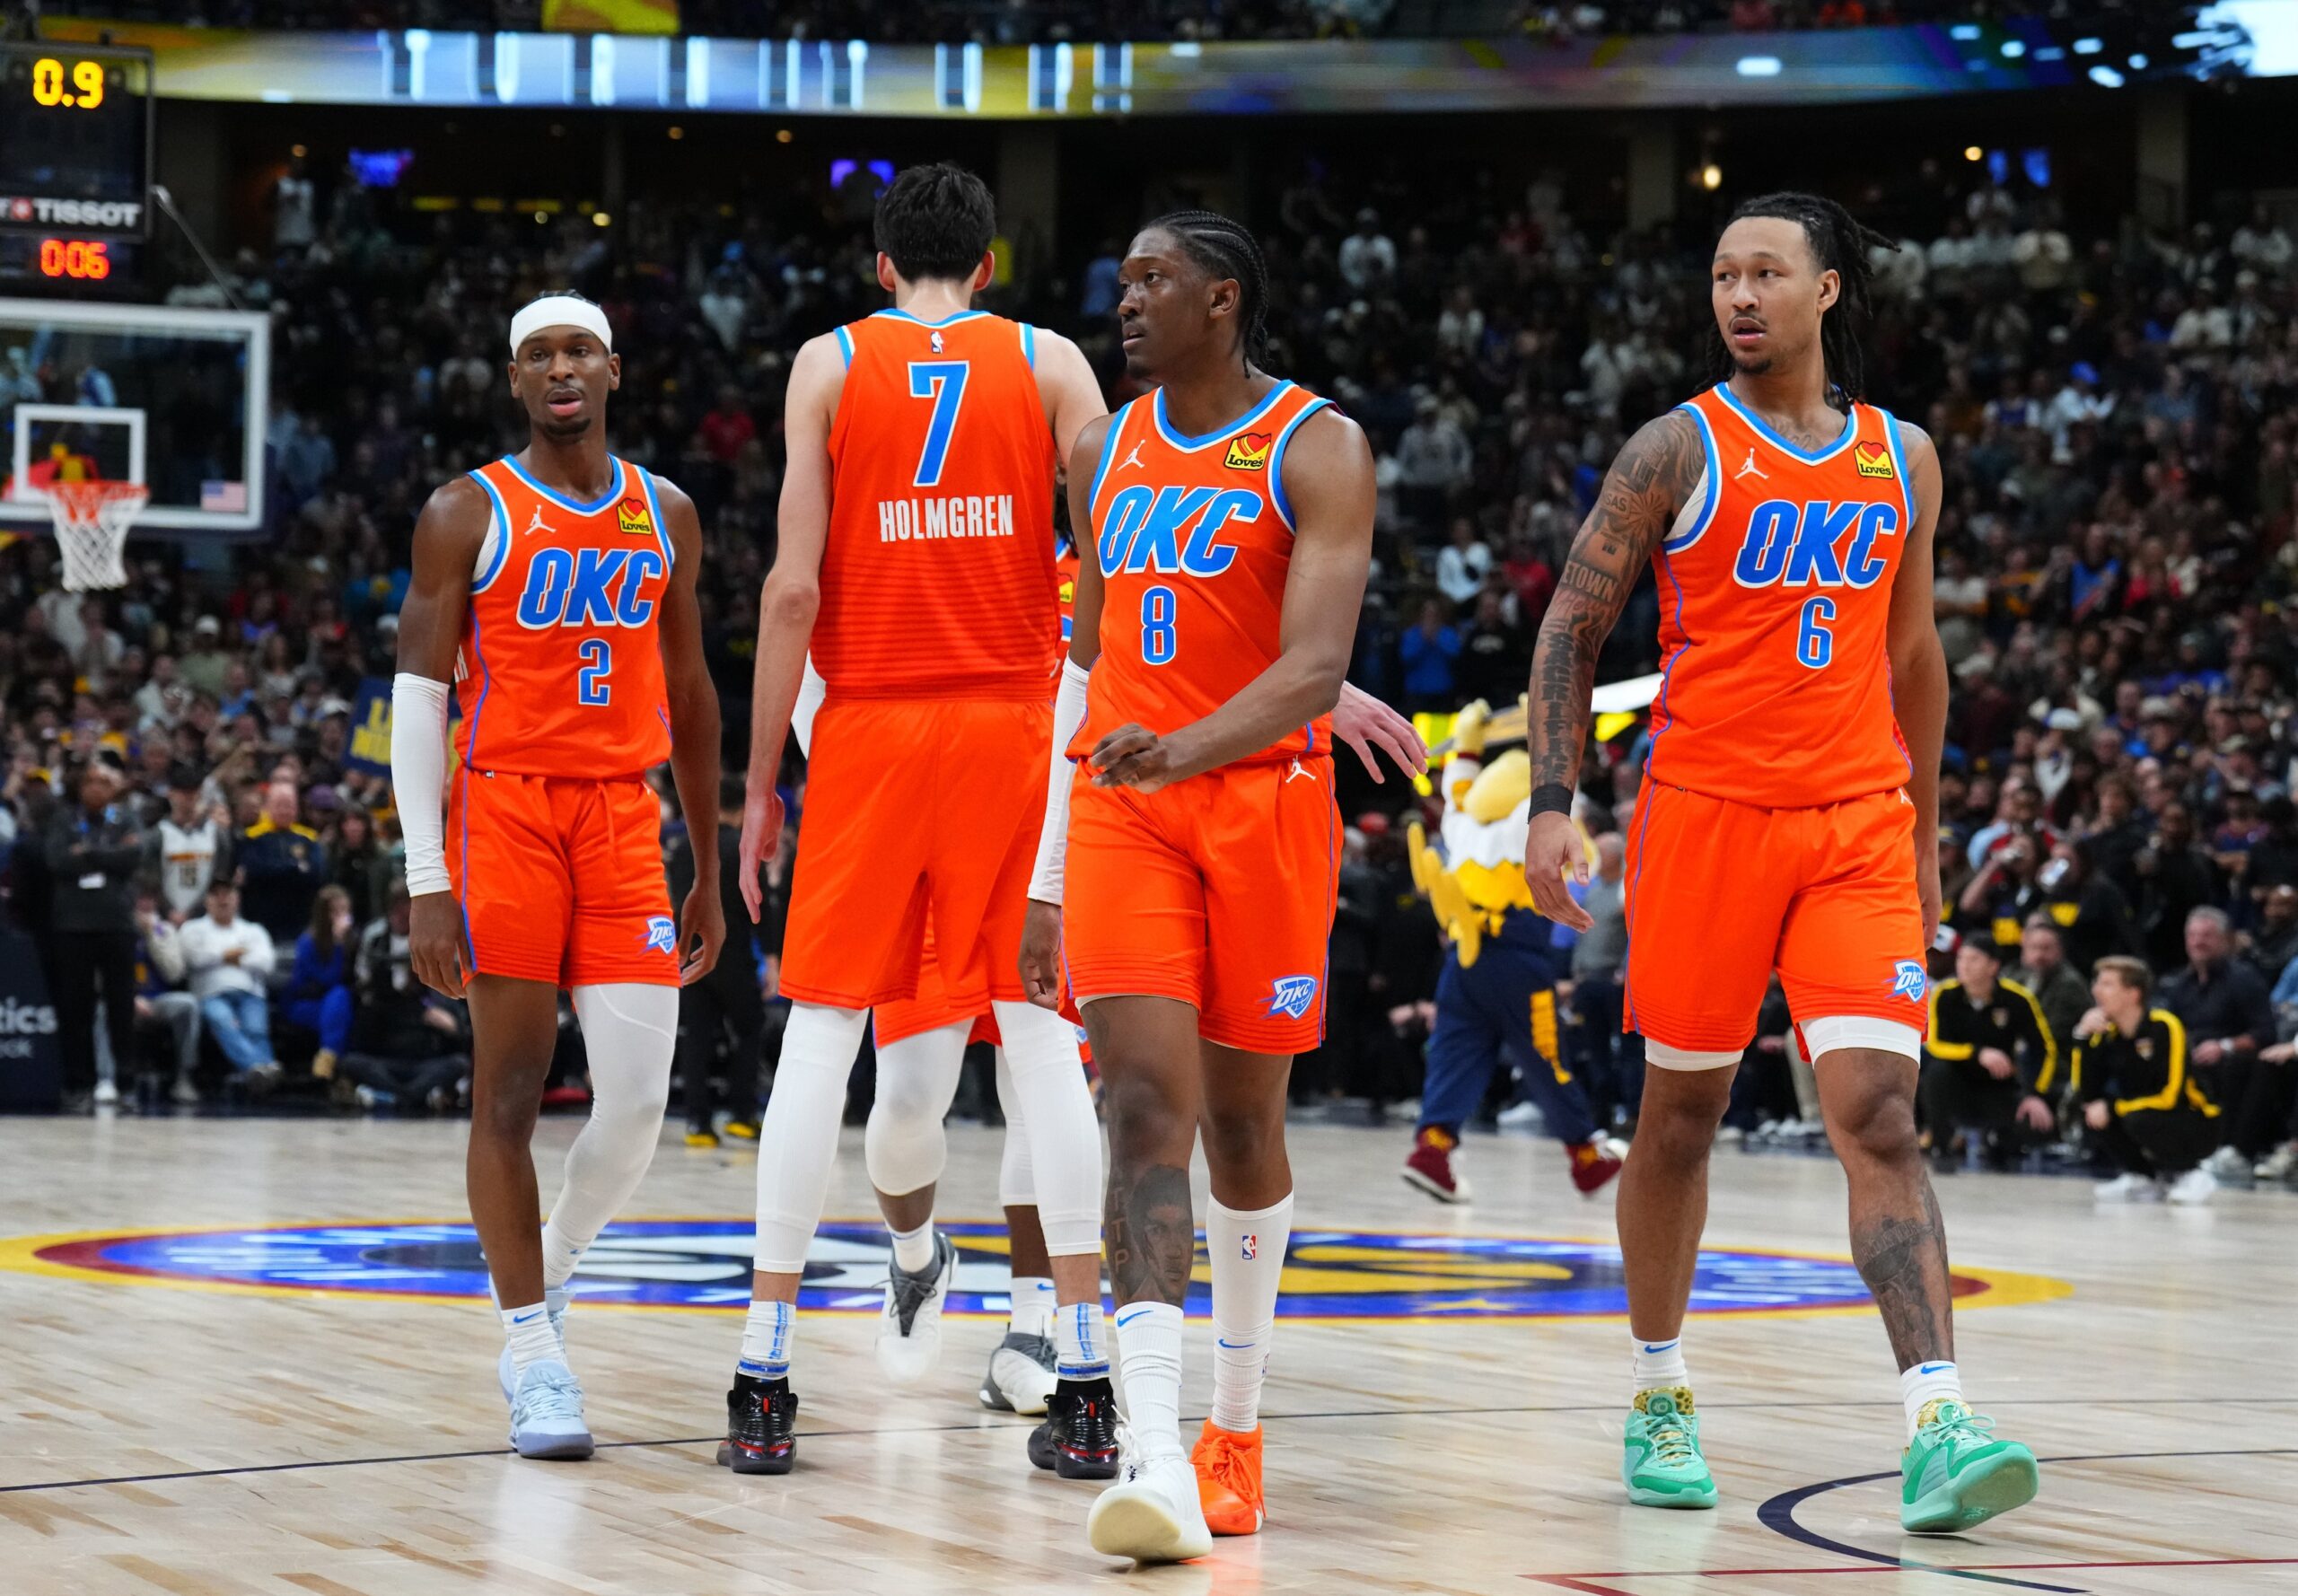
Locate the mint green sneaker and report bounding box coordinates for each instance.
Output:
[1621,1387,1717,1509]
[1899,1399,2039,1533]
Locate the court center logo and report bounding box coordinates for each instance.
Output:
[0,1220,2068,1321]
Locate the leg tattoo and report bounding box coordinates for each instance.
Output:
[1107,1162,1194,1306]
[1851,1174,1953,1369]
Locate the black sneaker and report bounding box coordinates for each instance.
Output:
[1027,1376,1120,1479]
[718,1372,798,1475]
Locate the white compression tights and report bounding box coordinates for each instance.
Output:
[865,1022,969,1197]
[996,1050,1033,1206]
[539,982,678,1289]
[989,998,1101,1258]
[752,1001,871,1274]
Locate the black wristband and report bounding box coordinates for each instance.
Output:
[1528,783,1574,819]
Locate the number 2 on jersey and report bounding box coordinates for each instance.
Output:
[578,638,612,705]
[907,360,969,487]
[1141,585,1178,665]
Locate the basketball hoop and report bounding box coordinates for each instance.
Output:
[45,479,149,592]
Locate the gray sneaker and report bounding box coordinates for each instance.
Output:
[979,1329,1058,1415]
[874,1231,956,1386]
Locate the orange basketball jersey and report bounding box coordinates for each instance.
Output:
[1645,384,1916,809]
[457,455,673,777]
[1075,381,1332,766]
[817,309,1060,702]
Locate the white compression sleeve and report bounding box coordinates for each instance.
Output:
[864,1021,968,1197]
[389,672,452,896]
[995,1049,1035,1207]
[542,983,678,1287]
[753,1001,871,1274]
[1027,659,1093,905]
[989,998,1101,1257]
[791,654,828,760]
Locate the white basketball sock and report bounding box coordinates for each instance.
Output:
[1008,1276,1057,1338]
[990,998,1102,1258]
[889,1219,935,1274]
[543,983,677,1288]
[1900,1359,1964,1439]
[501,1301,560,1373]
[1632,1331,1689,1397]
[1115,1301,1186,1461]
[738,1298,794,1381]
[1206,1193,1292,1434]
[752,1002,870,1274]
[1055,1297,1111,1381]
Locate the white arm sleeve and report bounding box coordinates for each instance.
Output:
[792,653,828,760]
[390,671,452,897]
[1027,659,1093,906]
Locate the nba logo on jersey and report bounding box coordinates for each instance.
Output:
[1241,1233,1259,1261]
[1890,960,1927,1003]
[644,916,678,954]
[1267,974,1320,1020]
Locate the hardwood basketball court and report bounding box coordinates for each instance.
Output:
[1,1116,2285,1595]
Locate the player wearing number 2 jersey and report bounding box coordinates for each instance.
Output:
[722,165,1113,1481]
[1522,194,2037,1535]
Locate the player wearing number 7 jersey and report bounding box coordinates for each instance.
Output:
[1520,194,2037,1534]
[723,164,1116,1478]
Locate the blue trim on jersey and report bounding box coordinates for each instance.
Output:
[456,767,477,964]
[1084,400,1134,521]
[834,325,855,368]
[870,308,990,328]
[462,603,494,771]
[1021,321,1037,368]
[636,464,675,572]
[1884,408,1916,530]
[1644,544,1692,788]
[1264,395,1331,532]
[1664,403,1723,554]
[1316,789,1337,1045]
[468,469,514,593]
[656,705,673,749]
[501,452,626,516]
[1623,789,1656,1031]
[1151,381,1294,452]
[1713,381,1856,465]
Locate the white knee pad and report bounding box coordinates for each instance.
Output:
[1801,1015,1922,1065]
[753,1001,871,1274]
[996,1049,1035,1208]
[991,999,1102,1258]
[1645,1040,1741,1072]
[549,983,679,1257]
[864,1021,967,1197]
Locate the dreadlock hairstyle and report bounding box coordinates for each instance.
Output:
[1707,191,1897,408]
[1145,209,1273,374]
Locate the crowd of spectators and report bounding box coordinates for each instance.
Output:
[1,123,2294,1193]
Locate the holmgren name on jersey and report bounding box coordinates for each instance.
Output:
[874,494,1020,543]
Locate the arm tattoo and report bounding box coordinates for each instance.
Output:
[1526,410,1703,792]
[1106,1162,1195,1306]
[1851,1176,1953,1368]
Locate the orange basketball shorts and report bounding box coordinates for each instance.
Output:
[447,769,678,989]
[1063,753,1339,1056]
[874,920,1088,1054]
[1622,783,1926,1054]
[781,697,1048,1013]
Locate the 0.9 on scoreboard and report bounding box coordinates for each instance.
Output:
[0,41,153,237]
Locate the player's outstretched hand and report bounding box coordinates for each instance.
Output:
[408,890,469,998]
[679,881,725,987]
[1090,723,1180,794]
[1332,683,1427,784]
[738,785,785,924]
[1018,899,1065,1011]
[1523,811,1594,932]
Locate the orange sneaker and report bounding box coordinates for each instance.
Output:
[1190,1419,1266,1536]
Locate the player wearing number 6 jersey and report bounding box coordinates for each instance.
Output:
[391,291,724,1462]
[1522,194,2037,1533]
[723,164,1115,1478]
[1017,211,1380,1565]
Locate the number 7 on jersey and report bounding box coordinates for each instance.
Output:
[907,361,969,487]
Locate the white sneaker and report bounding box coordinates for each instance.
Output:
[1087,1450,1213,1564]
[92,1080,120,1108]
[875,1230,955,1386]
[2093,1172,2160,1203]
[979,1329,1057,1416]
[505,1358,593,1460]
[2167,1167,2217,1206]
[1495,1100,1544,1130]
[2201,1145,2252,1184]
[2254,1144,2298,1183]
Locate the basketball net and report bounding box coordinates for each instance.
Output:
[46,479,148,592]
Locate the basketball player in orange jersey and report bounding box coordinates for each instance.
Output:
[1019,210,1379,1565]
[391,291,724,1460]
[722,164,1114,1478]
[1522,195,2039,1532]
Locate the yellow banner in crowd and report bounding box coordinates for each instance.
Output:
[541,0,678,34]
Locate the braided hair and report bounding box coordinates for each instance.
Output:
[1708,191,1896,408]
[1145,208,1272,374]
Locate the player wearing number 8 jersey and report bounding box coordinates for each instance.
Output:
[1522,194,2037,1534]
[724,164,1114,1480]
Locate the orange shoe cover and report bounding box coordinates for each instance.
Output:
[1191,1420,1266,1535]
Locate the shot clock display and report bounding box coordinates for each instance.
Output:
[0,42,153,238]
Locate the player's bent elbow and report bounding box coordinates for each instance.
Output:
[761,575,820,630]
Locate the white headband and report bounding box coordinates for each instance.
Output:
[508,296,613,356]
